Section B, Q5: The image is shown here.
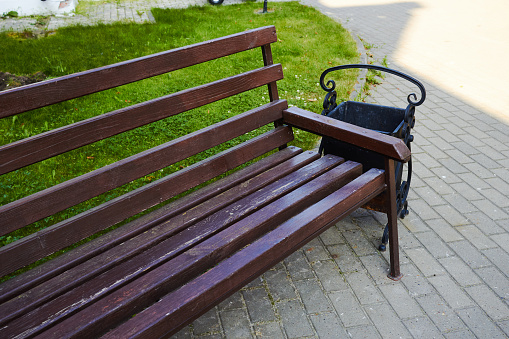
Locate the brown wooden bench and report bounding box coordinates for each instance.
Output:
[0,26,410,338]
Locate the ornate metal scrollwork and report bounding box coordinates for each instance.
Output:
[321,91,338,116]
[319,64,426,106]
[318,64,426,252]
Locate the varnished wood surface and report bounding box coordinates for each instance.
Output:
[0,25,407,339]
[0,101,288,237]
[0,66,284,175]
[100,168,386,339]
[282,106,411,162]
[0,26,277,118]
[0,126,293,279]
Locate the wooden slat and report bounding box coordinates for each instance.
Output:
[0,100,288,236]
[0,26,277,118]
[0,65,284,175]
[99,168,387,339]
[0,145,302,301]
[0,125,293,279]
[0,150,321,327]
[283,106,411,162]
[24,161,360,339]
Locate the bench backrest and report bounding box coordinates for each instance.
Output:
[0,26,291,277]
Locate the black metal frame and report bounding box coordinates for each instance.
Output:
[319,64,426,251]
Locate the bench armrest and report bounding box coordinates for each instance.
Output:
[282,106,411,162]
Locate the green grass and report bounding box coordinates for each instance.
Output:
[0,2,359,276]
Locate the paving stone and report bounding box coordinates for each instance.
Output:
[408,199,441,220]
[378,283,423,319]
[400,263,435,296]
[457,172,491,191]
[448,240,491,268]
[359,254,392,284]
[443,329,476,339]
[284,250,314,281]
[345,326,381,339]
[345,271,384,305]
[193,308,221,335]
[303,242,331,263]
[310,312,349,339]
[450,182,484,201]
[171,326,192,339]
[312,260,349,291]
[433,204,469,226]
[294,279,333,313]
[245,275,264,289]
[427,275,474,309]
[465,211,505,235]
[276,299,314,338]
[438,256,481,287]
[483,248,509,277]
[364,303,412,339]
[253,322,284,339]
[220,308,253,339]
[498,319,509,337]
[334,215,360,232]
[471,199,509,220]
[443,193,478,214]
[403,316,444,339]
[423,177,455,195]
[328,244,363,273]
[456,225,498,250]
[400,212,430,234]
[264,268,297,301]
[475,266,509,300]
[320,226,345,246]
[404,247,445,277]
[414,186,447,206]
[480,188,509,208]
[329,290,371,327]
[219,292,244,311]
[425,218,464,243]
[456,307,507,339]
[444,149,474,164]
[415,293,466,332]
[463,162,495,179]
[243,288,276,323]
[465,284,509,320]
[491,233,509,254]
[342,229,377,256]
[417,231,455,258]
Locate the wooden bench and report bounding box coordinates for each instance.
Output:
[0,26,410,338]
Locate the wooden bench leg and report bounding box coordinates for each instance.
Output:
[385,158,403,281]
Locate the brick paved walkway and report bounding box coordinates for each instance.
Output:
[1,1,508,338]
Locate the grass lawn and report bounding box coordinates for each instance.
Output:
[0,1,359,276]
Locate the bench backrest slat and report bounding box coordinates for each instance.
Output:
[0,100,288,236]
[0,64,283,175]
[0,26,277,118]
[0,125,293,277]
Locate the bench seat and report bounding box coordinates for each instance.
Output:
[0,149,385,338]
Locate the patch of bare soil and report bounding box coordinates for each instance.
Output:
[0,71,47,91]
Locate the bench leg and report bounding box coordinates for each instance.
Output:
[385,158,402,281]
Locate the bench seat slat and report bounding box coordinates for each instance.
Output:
[25,160,362,339]
[0,100,288,236]
[98,168,386,339]
[0,64,284,175]
[0,150,322,327]
[0,26,277,118]
[0,124,293,279]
